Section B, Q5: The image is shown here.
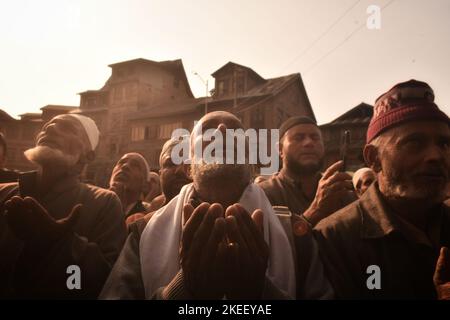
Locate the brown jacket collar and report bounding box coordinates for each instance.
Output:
[358,182,445,247]
[358,183,396,239]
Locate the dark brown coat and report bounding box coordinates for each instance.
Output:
[314,183,450,299]
[0,171,127,299]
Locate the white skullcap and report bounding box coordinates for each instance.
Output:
[352,167,374,189]
[67,114,100,151]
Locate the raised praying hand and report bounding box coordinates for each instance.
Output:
[180,202,268,299]
[4,196,82,247]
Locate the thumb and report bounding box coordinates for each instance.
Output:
[183,203,194,226]
[58,204,83,230]
[23,196,59,228]
[434,247,450,286]
[251,209,264,234]
[23,196,51,219]
[322,160,343,180]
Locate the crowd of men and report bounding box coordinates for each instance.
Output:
[0,79,449,299]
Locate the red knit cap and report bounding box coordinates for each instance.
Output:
[366,79,449,143]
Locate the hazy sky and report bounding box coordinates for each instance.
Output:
[0,0,449,124]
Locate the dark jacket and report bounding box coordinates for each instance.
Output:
[0,171,127,299]
[0,168,19,183]
[258,169,321,215]
[314,183,450,299]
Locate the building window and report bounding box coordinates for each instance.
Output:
[145,126,159,139]
[250,108,265,128]
[218,81,224,95]
[159,122,182,139]
[87,97,97,106]
[131,126,145,141]
[218,79,229,96]
[111,112,122,128]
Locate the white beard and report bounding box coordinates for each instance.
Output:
[191,157,252,191]
[381,171,447,204]
[24,146,79,168]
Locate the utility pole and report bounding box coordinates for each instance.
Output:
[233,68,237,108]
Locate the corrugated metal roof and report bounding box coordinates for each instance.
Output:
[211,61,265,81]
[245,74,298,97]
[321,103,373,127]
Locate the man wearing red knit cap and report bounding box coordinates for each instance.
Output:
[314,80,450,299]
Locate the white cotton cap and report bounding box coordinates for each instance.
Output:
[352,167,373,189]
[67,114,100,151]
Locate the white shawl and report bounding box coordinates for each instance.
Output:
[139,183,296,299]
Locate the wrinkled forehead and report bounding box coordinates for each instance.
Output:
[46,114,84,131]
[120,153,147,168]
[285,123,321,138]
[192,112,243,137]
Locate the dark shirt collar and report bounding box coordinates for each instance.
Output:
[278,168,321,199]
[359,183,396,239]
[279,168,321,185]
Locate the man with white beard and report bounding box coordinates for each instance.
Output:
[314,80,450,299]
[100,111,332,299]
[0,114,126,299]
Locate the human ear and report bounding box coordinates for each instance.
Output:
[363,144,381,173]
